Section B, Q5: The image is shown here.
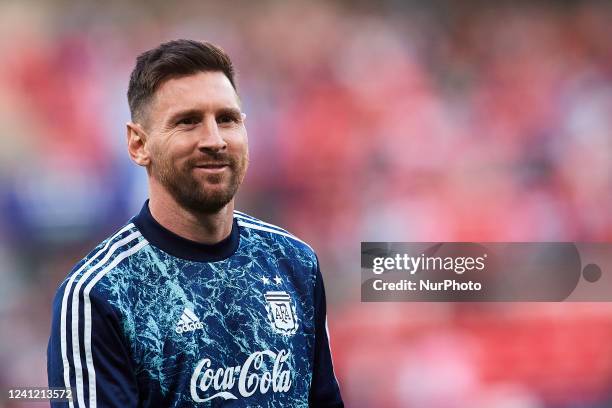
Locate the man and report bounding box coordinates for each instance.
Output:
[47,39,343,407]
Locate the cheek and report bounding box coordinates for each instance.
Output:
[149,143,168,166]
[229,131,248,156]
[151,138,191,166]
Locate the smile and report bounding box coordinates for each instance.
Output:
[194,164,229,173]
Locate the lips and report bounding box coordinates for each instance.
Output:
[194,163,230,169]
[192,162,231,175]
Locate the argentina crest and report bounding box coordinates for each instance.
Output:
[264,291,299,335]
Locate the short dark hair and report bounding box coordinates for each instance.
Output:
[127,39,237,124]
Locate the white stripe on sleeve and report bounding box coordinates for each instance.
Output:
[70,231,142,407]
[83,239,148,408]
[59,224,135,408]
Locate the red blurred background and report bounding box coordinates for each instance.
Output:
[1,1,612,406]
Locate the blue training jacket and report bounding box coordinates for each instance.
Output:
[48,201,343,407]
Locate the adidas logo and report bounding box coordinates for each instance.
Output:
[175,308,204,334]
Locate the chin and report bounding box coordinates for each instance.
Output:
[193,188,236,208]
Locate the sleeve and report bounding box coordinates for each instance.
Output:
[47,280,139,407]
[308,260,344,407]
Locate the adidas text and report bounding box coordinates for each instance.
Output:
[176,321,204,334]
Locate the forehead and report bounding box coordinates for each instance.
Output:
[150,71,240,121]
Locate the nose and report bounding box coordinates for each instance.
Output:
[196,116,227,153]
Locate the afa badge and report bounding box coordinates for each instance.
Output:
[264,291,298,335]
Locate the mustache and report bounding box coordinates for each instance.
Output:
[186,153,236,168]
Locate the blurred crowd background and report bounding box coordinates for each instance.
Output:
[1,0,612,406]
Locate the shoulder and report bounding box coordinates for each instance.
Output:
[55,221,149,305]
[234,210,318,266]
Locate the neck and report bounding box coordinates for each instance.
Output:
[148,182,234,245]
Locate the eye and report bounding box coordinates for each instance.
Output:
[176,116,200,126]
[217,113,241,125]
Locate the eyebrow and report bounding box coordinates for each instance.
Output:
[166,109,203,126]
[165,107,243,126]
[216,107,242,117]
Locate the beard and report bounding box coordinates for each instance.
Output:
[151,150,248,214]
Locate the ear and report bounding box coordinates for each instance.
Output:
[126,122,151,167]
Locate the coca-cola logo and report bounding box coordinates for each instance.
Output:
[190,349,292,402]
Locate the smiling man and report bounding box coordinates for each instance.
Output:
[47,39,343,407]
